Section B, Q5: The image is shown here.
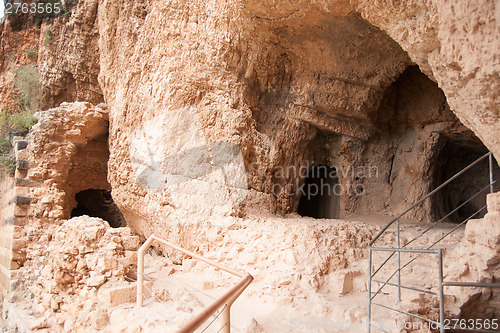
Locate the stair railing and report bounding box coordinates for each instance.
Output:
[368,152,499,333]
[137,234,253,333]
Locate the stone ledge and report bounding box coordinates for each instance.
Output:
[14,178,40,188]
[14,141,28,152]
[9,196,32,205]
[15,160,30,170]
[98,281,152,307]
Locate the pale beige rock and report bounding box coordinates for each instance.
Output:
[86,310,109,330]
[182,259,197,273]
[243,318,265,333]
[121,236,140,251]
[87,273,106,288]
[99,282,152,307]
[202,281,215,290]
[2,0,500,331]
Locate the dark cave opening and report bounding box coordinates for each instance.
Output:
[297,166,340,219]
[433,138,500,223]
[71,189,127,228]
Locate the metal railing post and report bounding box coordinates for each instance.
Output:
[136,234,253,333]
[438,249,445,333]
[137,252,144,307]
[369,152,491,247]
[367,248,372,333]
[368,152,498,333]
[220,304,231,333]
[397,220,401,302]
[137,236,157,308]
[489,152,495,194]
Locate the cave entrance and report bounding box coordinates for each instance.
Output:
[433,138,500,223]
[297,166,340,219]
[71,189,126,228]
[64,130,127,228]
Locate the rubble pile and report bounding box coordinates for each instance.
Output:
[13,216,140,331]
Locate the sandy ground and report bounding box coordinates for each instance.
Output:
[100,214,464,333]
[4,213,465,333]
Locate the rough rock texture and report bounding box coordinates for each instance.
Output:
[0,23,39,115]
[2,0,498,221]
[37,0,103,108]
[445,192,500,319]
[21,102,111,221]
[356,0,500,160]
[1,0,500,330]
[10,216,139,332]
[92,0,497,229]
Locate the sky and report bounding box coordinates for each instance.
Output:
[0,0,4,20]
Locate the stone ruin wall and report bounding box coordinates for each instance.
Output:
[2,0,499,225]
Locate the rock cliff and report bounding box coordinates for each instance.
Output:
[0,0,499,330]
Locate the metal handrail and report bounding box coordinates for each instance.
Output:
[370,151,492,247]
[137,234,254,333]
[371,202,489,282]
[368,151,497,333]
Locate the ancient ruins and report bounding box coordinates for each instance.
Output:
[0,0,498,332]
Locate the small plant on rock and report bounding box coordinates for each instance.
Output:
[26,49,38,58]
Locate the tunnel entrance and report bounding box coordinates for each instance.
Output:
[297,166,340,219]
[71,189,126,228]
[433,138,500,223]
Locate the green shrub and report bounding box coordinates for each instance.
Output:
[10,111,37,136]
[0,109,37,176]
[0,139,11,156]
[0,138,15,177]
[14,65,41,113]
[0,132,15,177]
[26,49,38,58]
[0,151,15,177]
[0,108,37,138]
[0,64,41,176]
[44,26,52,46]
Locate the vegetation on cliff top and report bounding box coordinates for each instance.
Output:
[0,65,40,176]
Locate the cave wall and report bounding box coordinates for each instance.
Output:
[0,0,498,325]
[355,0,500,160]
[91,0,500,228]
[1,0,497,230]
[95,0,417,231]
[37,0,103,109]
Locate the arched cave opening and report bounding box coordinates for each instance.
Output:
[347,65,499,223]
[432,138,500,223]
[63,129,128,228]
[297,166,340,219]
[71,189,126,228]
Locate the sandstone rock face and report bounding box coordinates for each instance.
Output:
[91,0,497,229]
[1,0,499,330]
[356,0,500,159]
[0,24,39,114]
[3,0,497,224]
[445,192,500,319]
[37,0,103,108]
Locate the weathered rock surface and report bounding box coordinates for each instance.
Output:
[37,0,103,108]
[1,0,499,331]
[11,216,139,332]
[19,102,111,221]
